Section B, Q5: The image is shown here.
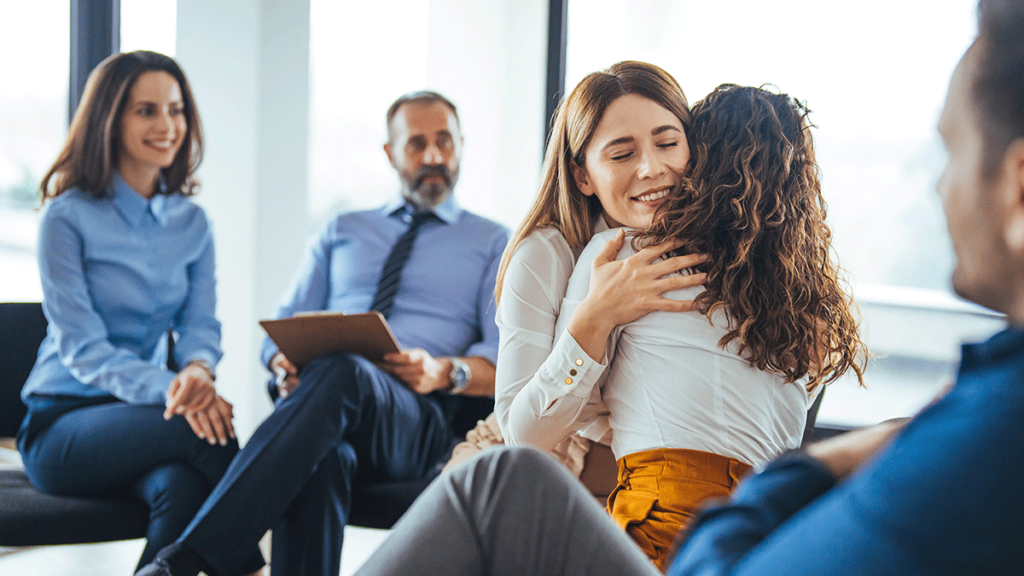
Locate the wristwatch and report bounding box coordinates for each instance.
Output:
[447,358,471,395]
[186,358,216,381]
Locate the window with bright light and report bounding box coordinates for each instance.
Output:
[566,0,999,427]
[0,1,70,302]
[0,1,176,304]
[567,0,976,294]
[307,0,548,231]
[121,0,177,56]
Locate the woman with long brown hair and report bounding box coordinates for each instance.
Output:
[356,82,868,576]
[17,51,262,574]
[494,61,707,453]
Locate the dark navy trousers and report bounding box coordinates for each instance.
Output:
[178,352,457,576]
[18,399,245,572]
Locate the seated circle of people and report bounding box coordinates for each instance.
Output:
[135,91,510,576]
[356,0,1024,574]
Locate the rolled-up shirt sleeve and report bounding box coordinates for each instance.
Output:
[495,230,609,451]
[38,212,173,404]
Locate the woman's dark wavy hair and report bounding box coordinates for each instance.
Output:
[40,50,203,203]
[639,84,867,390]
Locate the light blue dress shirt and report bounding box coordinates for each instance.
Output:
[22,173,222,405]
[260,195,509,370]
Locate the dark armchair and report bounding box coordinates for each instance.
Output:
[0,302,440,548]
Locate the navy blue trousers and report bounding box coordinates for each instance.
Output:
[178,352,456,576]
[18,400,247,572]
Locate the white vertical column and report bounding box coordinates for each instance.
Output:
[175,0,310,439]
[423,0,548,227]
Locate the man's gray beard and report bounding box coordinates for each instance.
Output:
[406,181,452,210]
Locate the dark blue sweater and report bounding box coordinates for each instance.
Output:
[669,326,1024,576]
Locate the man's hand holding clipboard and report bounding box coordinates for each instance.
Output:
[260,311,401,398]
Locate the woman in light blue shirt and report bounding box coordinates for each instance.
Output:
[16,51,262,575]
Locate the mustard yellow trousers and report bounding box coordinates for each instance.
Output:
[607,448,753,570]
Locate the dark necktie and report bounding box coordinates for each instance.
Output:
[370,211,433,319]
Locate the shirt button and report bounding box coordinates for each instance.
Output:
[575,358,584,366]
[565,377,573,385]
[570,369,577,376]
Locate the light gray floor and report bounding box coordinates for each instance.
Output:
[0,526,391,576]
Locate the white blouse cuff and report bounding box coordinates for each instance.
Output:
[535,331,607,402]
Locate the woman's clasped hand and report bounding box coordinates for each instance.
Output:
[164,362,235,446]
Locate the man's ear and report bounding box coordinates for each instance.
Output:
[571,161,593,196]
[1001,138,1024,253]
[383,142,397,168]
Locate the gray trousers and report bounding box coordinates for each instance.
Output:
[355,446,662,576]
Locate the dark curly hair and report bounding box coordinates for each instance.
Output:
[639,84,867,390]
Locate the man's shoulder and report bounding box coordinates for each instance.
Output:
[315,206,389,238]
[327,206,386,225]
[454,209,511,238]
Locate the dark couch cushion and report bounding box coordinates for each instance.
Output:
[0,303,47,439]
[349,477,434,530]
[0,469,149,546]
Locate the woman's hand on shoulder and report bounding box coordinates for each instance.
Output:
[568,230,707,361]
[582,229,707,327]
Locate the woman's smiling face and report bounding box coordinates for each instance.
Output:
[573,93,691,229]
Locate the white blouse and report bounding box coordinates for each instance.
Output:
[494,223,613,450]
[558,229,815,466]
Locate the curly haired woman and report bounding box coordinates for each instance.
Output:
[550,84,868,566]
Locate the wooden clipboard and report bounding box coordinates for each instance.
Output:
[259,311,401,368]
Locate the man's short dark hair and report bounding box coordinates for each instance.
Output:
[974,0,1024,174]
[385,91,459,142]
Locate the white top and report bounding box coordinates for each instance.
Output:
[495,223,613,450]
[556,229,814,466]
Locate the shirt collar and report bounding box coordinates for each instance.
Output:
[111,172,169,227]
[961,323,1022,368]
[381,193,462,225]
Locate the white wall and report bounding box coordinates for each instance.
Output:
[423,0,548,227]
[175,0,310,438]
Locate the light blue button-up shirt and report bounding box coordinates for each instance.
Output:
[22,174,221,405]
[260,194,510,370]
